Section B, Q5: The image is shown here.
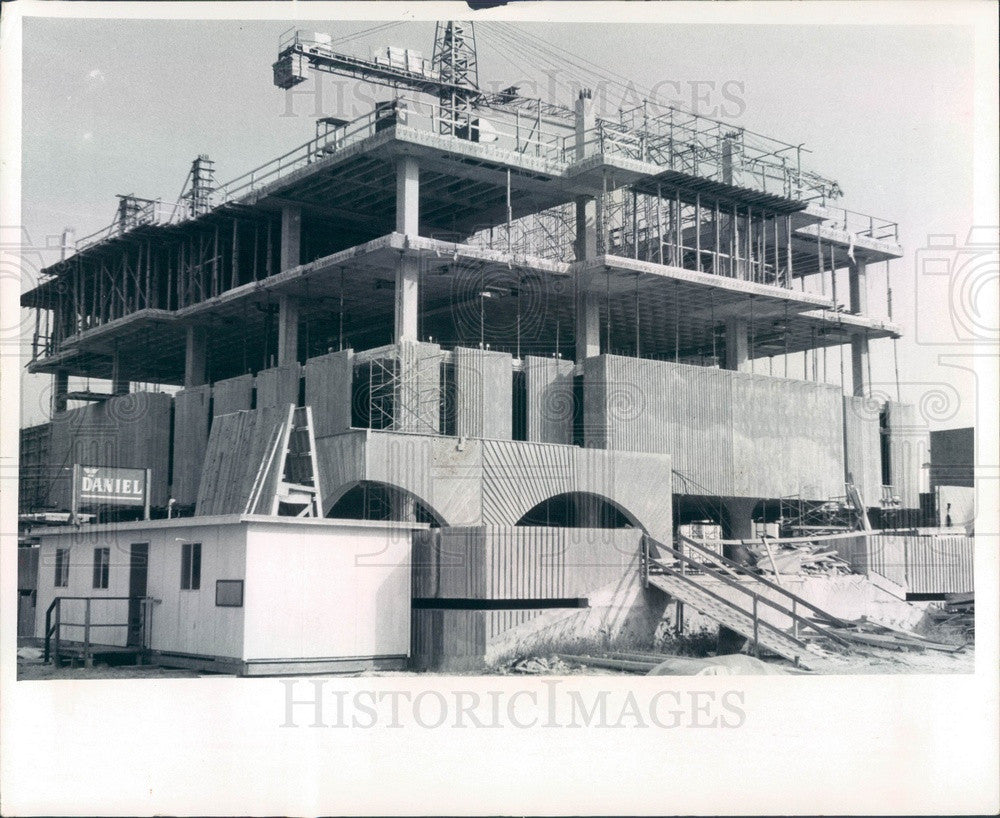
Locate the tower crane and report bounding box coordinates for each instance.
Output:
[272,21,572,139]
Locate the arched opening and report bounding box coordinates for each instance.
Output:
[326,480,444,526]
[515,492,638,529]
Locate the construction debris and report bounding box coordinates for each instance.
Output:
[748,539,853,576]
[926,592,974,639]
[826,617,968,653]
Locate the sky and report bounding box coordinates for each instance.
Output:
[17,16,987,430]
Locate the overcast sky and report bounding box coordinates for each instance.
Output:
[18,17,983,429]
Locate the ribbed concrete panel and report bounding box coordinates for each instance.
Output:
[255,364,301,409]
[588,354,845,500]
[171,386,212,506]
[47,391,173,509]
[314,431,671,537]
[901,534,973,593]
[212,374,254,417]
[454,347,512,439]
[303,349,353,437]
[843,395,882,506]
[397,341,442,433]
[731,372,843,499]
[585,355,733,494]
[414,526,642,600]
[885,401,927,508]
[525,355,574,444]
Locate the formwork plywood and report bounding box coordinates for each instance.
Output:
[47,391,172,509]
[256,364,301,409]
[843,395,883,506]
[525,355,574,444]
[303,349,354,437]
[213,374,254,417]
[171,386,212,507]
[454,347,513,439]
[586,355,844,501]
[195,405,291,516]
[885,401,928,509]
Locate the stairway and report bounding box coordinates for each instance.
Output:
[643,535,852,670]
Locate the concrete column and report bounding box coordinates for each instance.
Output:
[51,370,69,415]
[848,259,867,315]
[851,333,870,398]
[110,348,129,396]
[394,157,420,343]
[280,206,301,271]
[184,326,207,388]
[724,318,751,372]
[718,495,757,655]
[575,196,600,362]
[574,89,595,160]
[848,258,869,397]
[395,156,420,235]
[277,294,299,366]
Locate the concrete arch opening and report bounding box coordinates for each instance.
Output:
[326,481,445,526]
[515,491,639,529]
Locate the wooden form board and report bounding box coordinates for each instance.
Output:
[303,350,353,437]
[195,404,293,516]
[171,386,212,506]
[213,374,255,417]
[256,364,301,409]
[47,391,172,509]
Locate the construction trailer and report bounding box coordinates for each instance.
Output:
[21,23,960,672]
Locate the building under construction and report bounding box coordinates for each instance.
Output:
[18,23,971,674]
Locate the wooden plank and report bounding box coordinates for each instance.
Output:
[212,374,254,417]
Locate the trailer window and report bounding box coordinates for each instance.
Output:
[181,542,201,590]
[92,547,110,589]
[215,580,244,607]
[54,548,69,588]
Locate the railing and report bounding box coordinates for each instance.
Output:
[819,206,899,243]
[44,596,153,667]
[642,534,852,653]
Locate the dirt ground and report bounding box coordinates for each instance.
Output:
[16,641,974,680]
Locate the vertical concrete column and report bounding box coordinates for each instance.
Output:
[574,196,600,362]
[721,497,756,541]
[280,206,301,271]
[724,318,751,372]
[394,157,420,343]
[574,89,595,160]
[51,370,69,415]
[849,259,869,397]
[277,294,300,366]
[184,326,207,388]
[110,347,129,395]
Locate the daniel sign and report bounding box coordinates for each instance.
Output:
[73,464,150,510]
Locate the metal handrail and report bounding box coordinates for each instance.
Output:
[675,533,852,630]
[643,541,807,657]
[645,535,851,647]
[44,595,153,666]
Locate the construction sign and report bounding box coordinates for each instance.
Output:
[72,464,151,518]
